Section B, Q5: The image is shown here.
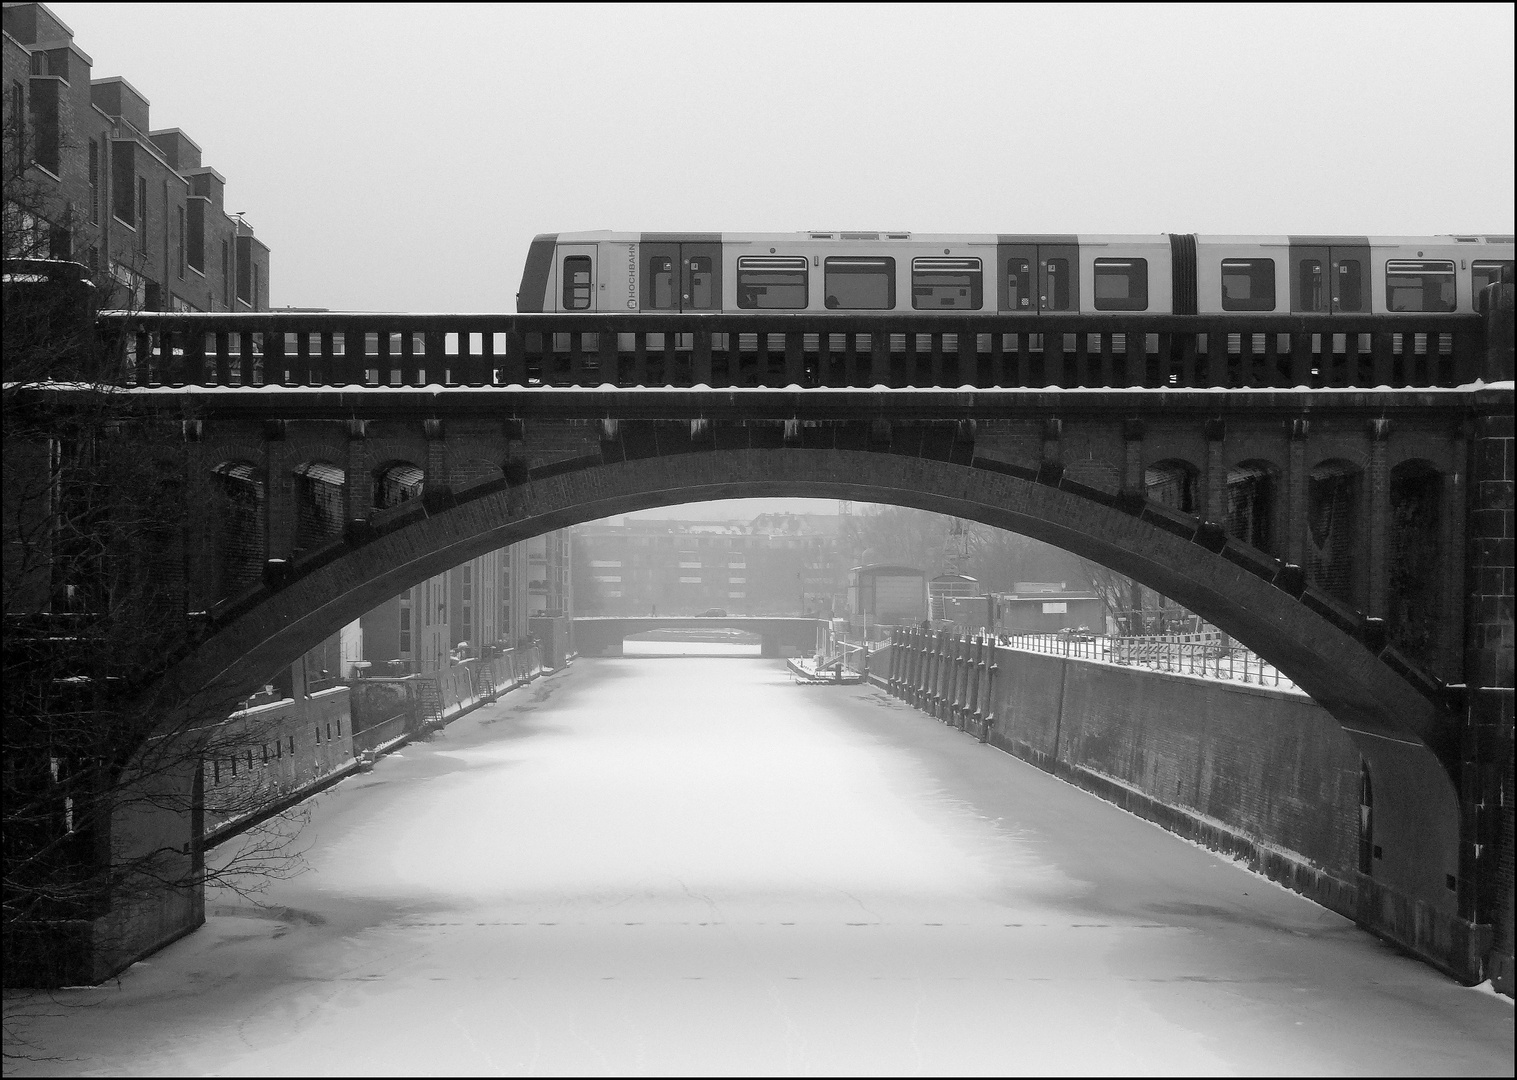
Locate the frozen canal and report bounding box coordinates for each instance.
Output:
[7,656,1512,1076]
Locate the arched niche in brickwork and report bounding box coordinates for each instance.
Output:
[209,460,266,603]
[1226,458,1283,557]
[144,446,1462,919]
[372,460,423,511]
[1308,457,1365,608]
[1387,458,1448,673]
[291,460,344,554]
[1144,458,1199,514]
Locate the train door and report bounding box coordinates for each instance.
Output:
[997,241,1079,311]
[643,242,722,311]
[1000,243,1036,311]
[558,244,597,311]
[1037,242,1079,311]
[1290,240,1369,313]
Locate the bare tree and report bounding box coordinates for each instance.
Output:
[3,111,303,1012]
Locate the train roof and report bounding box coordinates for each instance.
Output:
[547,231,1514,247]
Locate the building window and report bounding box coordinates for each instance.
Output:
[177,206,186,279]
[88,139,100,224]
[912,257,981,309]
[137,177,147,251]
[824,257,895,309]
[737,256,808,309]
[9,81,23,163]
[1220,258,1275,311]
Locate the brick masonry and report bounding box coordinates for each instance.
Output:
[23,390,1507,990]
[1465,407,1515,993]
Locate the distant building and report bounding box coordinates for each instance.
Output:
[3,2,271,311]
[990,589,1106,635]
[849,564,928,632]
[928,573,980,622]
[573,513,842,617]
[357,532,572,675]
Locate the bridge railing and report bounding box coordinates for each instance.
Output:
[994,631,1297,690]
[91,311,1486,390]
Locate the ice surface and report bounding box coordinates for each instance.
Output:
[5,658,1512,1076]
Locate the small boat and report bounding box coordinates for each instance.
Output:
[787,655,865,684]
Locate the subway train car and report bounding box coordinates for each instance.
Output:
[516,231,1514,316]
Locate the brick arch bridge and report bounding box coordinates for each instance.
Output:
[132,406,1494,972]
[17,298,1511,990]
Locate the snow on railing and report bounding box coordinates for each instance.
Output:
[993,631,1296,690]
[91,310,1486,391]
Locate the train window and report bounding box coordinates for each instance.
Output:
[737,256,808,309]
[689,256,714,308]
[1336,259,1364,312]
[649,256,676,309]
[562,256,592,310]
[1473,260,1513,298]
[1298,259,1326,312]
[912,258,982,310]
[1006,258,1032,309]
[825,257,895,309]
[1093,258,1148,311]
[1386,260,1455,312]
[1221,259,1275,311]
[1044,258,1073,310]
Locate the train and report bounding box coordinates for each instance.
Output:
[517,232,1513,317]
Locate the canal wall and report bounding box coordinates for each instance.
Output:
[885,631,1364,924]
[987,648,1361,916]
[885,627,1507,988]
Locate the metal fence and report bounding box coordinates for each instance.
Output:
[92,310,1484,390]
[994,631,1297,690]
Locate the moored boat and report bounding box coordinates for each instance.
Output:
[786,655,865,684]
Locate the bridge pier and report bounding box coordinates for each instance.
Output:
[1464,405,1515,994]
[760,632,781,658]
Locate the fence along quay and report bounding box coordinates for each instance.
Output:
[96,310,1489,390]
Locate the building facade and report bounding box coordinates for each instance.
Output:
[573,513,842,617]
[358,532,572,674]
[3,2,270,312]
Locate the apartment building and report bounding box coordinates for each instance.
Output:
[358,532,572,674]
[573,513,843,618]
[3,2,270,311]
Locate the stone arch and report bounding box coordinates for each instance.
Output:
[209,460,265,602]
[144,446,1460,930]
[1225,458,1281,555]
[372,460,424,511]
[1308,458,1364,607]
[1144,457,1199,514]
[291,460,344,553]
[1388,458,1445,669]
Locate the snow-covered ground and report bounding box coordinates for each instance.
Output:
[5,657,1511,1076]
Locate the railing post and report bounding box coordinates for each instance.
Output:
[183,322,207,386]
[503,325,527,386]
[947,633,963,724]
[399,329,418,385]
[784,331,805,387]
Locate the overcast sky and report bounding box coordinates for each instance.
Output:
[51,2,1515,316]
